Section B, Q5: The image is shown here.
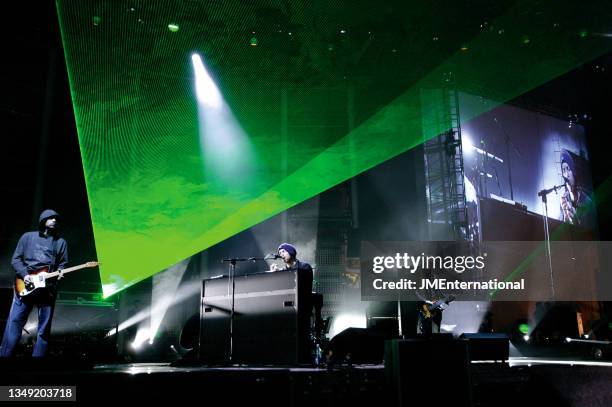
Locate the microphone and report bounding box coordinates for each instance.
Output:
[538,184,564,197]
[265,253,282,260]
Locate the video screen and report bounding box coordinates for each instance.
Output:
[459,93,596,232]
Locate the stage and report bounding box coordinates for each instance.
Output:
[3,1,612,406]
[0,358,611,405]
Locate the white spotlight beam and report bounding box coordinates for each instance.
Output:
[192,54,222,108]
[150,259,190,343]
[106,279,201,338]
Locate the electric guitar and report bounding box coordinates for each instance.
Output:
[417,296,455,334]
[419,295,455,319]
[343,271,360,286]
[15,261,99,297]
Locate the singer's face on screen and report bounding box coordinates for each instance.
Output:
[562,162,575,188]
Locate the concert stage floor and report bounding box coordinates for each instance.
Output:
[0,358,610,406]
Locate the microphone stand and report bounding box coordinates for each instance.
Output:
[494,167,502,196]
[480,139,488,198]
[494,117,522,201]
[221,256,260,363]
[537,185,563,300]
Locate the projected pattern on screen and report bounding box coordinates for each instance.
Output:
[56,0,612,296]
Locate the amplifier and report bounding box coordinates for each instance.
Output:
[459,332,509,361]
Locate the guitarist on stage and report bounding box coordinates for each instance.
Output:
[0,209,67,358]
[417,299,443,336]
[416,294,454,337]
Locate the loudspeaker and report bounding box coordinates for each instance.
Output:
[459,333,509,361]
[385,337,473,407]
[327,327,387,364]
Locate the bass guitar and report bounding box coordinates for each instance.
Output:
[419,296,455,319]
[15,261,99,297]
[417,296,455,334]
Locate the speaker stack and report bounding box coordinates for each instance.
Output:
[385,335,473,407]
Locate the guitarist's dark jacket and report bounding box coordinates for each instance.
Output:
[11,209,68,284]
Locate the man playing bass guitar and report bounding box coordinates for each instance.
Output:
[0,209,67,358]
[417,296,454,336]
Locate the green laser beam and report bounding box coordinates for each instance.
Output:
[56,0,612,296]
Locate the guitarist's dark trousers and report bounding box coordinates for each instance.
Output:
[417,310,442,336]
[0,289,56,358]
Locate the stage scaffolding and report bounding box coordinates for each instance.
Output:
[422,86,469,241]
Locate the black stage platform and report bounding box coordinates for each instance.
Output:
[0,358,611,406]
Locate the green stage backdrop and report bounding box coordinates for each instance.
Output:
[56,0,612,296]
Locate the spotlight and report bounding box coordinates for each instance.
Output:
[565,337,572,343]
[329,313,366,338]
[461,132,474,154]
[168,23,179,32]
[192,54,222,109]
[132,327,152,350]
[523,335,530,342]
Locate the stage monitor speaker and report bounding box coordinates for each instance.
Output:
[326,327,387,364]
[385,337,473,407]
[459,333,509,361]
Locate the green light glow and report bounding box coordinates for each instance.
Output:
[55,0,612,297]
[518,324,529,334]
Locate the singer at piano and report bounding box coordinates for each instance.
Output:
[269,243,313,275]
[269,243,323,354]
